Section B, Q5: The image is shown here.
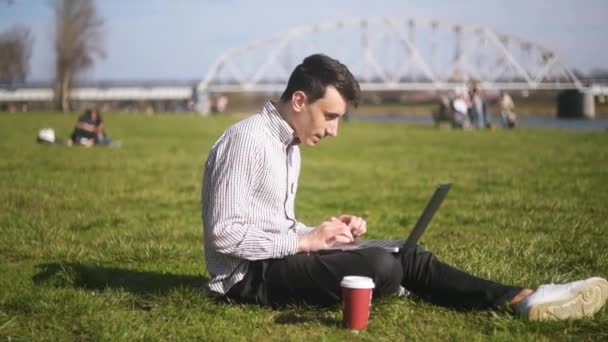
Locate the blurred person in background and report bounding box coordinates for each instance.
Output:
[451,88,472,129]
[69,109,111,146]
[499,91,518,128]
[431,94,453,127]
[468,81,493,129]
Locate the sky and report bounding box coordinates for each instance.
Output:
[1,0,607,82]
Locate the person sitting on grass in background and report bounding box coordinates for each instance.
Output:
[201,53,607,320]
[451,92,472,129]
[500,90,518,129]
[69,109,111,147]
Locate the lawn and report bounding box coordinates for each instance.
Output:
[1,112,607,341]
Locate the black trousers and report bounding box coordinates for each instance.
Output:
[226,245,522,310]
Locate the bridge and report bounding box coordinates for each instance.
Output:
[2,16,607,114]
[197,16,585,94]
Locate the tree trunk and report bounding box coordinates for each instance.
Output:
[53,79,62,111]
[54,69,71,112]
[61,71,70,113]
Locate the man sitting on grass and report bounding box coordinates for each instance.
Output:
[201,53,607,320]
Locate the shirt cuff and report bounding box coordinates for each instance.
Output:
[272,229,299,257]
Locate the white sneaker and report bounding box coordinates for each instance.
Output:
[397,285,410,297]
[515,277,608,321]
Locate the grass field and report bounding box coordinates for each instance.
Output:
[1,112,607,341]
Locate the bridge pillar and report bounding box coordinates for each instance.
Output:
[583,89,596,119]
[557,89,595,119]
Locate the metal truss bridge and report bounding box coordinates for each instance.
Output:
[197,17,584,94]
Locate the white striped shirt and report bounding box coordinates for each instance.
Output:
[202,101,313,295]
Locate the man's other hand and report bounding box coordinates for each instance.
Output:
[297,218,354,253]
[336,215,367,238]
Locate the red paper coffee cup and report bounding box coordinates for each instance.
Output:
[341,276,375,330]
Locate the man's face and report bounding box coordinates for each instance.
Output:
[291,86,347,146]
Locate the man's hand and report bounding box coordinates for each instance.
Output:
[336,215,367,238]
[297,218,355,253]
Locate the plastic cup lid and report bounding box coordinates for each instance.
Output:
[341,276,375,289]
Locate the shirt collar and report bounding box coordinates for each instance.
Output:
[261,101,299,147]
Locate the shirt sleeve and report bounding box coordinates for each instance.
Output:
[294,221,314,235]
[202,133,299,260]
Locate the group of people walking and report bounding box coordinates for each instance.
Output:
[434,81,518,129]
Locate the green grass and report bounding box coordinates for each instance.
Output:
[1,112,607,341]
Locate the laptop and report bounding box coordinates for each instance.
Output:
[326,183,452,253]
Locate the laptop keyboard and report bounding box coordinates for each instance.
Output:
[359,240,405,248]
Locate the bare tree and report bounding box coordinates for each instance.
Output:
[53,0,104,112]
[0,26,33,85]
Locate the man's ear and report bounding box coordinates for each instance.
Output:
[292,91,307,113]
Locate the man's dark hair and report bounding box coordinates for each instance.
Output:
[280,54,361,108]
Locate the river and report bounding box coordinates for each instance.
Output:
[352,114,608,132]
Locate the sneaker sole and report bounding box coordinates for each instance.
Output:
[528,277,608,321]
